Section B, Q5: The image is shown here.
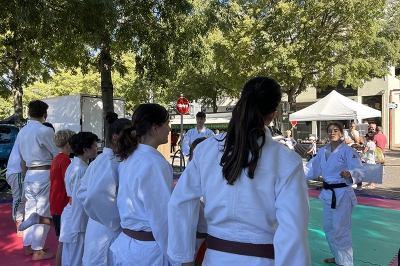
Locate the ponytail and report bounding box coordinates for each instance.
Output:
[113,126,138,161]
[219,77,281,185]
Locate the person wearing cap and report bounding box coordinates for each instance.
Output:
[181,112,214,156]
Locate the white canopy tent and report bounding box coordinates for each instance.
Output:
[289,90,381,122]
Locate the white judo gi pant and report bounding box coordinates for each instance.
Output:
[323,193,354,266]
[110,233,170,266]
[83,218,121,266]
[6,172,26,222]
[62,232,85,266]
[23,170,51,250]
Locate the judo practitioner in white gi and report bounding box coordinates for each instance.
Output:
[304,122,366,266]
[17,100,59,261]
[168,77,311,266]
[5,140,26,237]
[76,112,131,266]
[181,112,214,156]
[59,132,99,266]
[110,103,179,266]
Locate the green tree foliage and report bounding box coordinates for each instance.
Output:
[212,0,400,110]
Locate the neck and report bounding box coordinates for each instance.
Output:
[30,117,45,123]
[77,155,89,164]
[139,136,159,149]
[197,125,204,130]
[330,140,342,151]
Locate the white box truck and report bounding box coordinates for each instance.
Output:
[41,94,126,149]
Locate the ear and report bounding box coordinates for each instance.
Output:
[112,133,119,143]
[150,124,158,135]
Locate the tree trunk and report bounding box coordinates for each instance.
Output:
[99,43,114,148]
[11,51,24,128]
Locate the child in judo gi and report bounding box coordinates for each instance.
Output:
[59,132,99,266]
[304,122,366,266]
[110,103,178,266]
[168,77,311,266]
[76,111,131,266]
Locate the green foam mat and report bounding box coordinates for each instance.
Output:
[309,198,400,265]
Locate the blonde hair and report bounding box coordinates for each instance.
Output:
[285,130,292,135]
[53,129,76,147]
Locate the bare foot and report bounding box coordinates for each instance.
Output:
[324,257,335,263]
[25,246,33,255]
[32,249,55,261]
[25,246,49,255]
[15,221,24,237]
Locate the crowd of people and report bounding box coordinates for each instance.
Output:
[5,76,378,266]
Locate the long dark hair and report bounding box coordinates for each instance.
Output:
[220,77,281,185]
[113,103,169,160]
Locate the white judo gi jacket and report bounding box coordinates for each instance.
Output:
[304,142,366,206]
[60,157,89,243]
[168,128,311,266]
[181,126,214,156]
[76,147,122,266]
[110,144,178,266]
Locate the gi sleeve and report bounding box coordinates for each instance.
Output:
[39,126,59,158]
[181,130,191,156]
[83,159,121,231]
[303,148,323,180]
[168,157,202,263]
[274,163,311,266]
[347,149,366,184]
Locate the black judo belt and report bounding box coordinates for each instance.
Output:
[322,181,348,209]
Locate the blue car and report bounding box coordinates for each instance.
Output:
[0,125,19,160]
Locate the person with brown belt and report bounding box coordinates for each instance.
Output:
[168,77,311,265]
[16,100,59,261]
[110,103,178,266]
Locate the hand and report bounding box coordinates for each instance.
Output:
[340,170,351,179]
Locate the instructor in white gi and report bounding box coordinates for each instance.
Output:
[17,100,59,261]
[181,112,214,156]
[304,122,366,266]
[168,77,311,266]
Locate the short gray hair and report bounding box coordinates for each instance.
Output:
[376,126,382,132]
[53,129,76,147]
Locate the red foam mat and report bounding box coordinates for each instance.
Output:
[0,203,57,266]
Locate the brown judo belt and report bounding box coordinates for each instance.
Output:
[206,235,274,259]
[122,228,155,241]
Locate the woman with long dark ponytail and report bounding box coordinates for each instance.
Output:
[109,104,178,266]
[168,77,311,266]
[76,111,131,266]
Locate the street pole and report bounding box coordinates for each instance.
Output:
[389,89,400,150]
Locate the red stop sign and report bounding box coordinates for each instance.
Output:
[176,97,190,115]
[291,120,297,126]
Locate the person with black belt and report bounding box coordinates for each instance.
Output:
[168,77,311,265]
[304,122,366,266]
